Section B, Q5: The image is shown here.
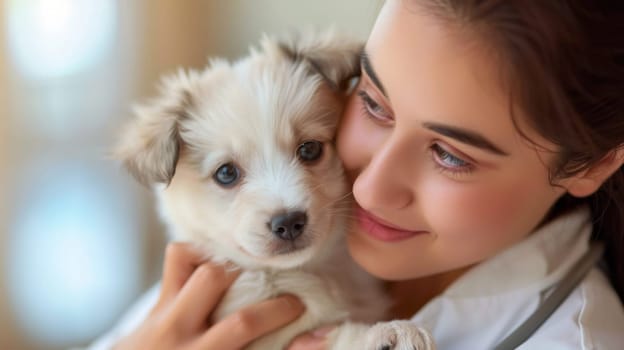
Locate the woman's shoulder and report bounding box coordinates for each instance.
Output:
[412,266,623,349]
[523,268,624,349]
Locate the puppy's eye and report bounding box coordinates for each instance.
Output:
[213,163,240,186]
[297,140,323,163]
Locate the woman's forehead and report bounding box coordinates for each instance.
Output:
[366,0,554,156]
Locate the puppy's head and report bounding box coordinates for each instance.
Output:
[115,31,362,269]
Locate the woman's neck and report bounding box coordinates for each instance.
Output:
[385,266,473,320]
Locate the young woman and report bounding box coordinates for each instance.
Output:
[102,0,624,349]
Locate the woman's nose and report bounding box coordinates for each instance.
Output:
[352,138,415,211]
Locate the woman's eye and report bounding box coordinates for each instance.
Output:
[213,163,240,187]
[431,144,474,173]
[297,140,323,163]
[357,90,391,121]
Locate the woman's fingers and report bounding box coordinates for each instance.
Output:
[195,294,305,349]
[151,242,306,349]
[168,261,239,331]
[159,242,206,302]
[117,242,307,349]
[287,326,334,350]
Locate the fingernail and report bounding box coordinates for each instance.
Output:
[312,326,333,338]
[281,294,305,311]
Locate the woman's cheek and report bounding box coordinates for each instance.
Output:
[337,98,387,182]
[422,177,527,253]
[337,98,362,174]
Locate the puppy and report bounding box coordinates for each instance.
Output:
[115,31,435,350]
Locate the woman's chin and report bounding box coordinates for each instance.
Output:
[347,229,407,281]
[347,227,447,281]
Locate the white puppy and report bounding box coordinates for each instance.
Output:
[115,31,435,350]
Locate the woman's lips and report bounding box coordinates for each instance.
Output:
[355,207,427,242]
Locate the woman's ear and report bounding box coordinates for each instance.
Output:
[562,147,624,198]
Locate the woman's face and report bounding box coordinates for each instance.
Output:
[337,0,567,280]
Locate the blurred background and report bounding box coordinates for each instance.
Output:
[0,0,380,349]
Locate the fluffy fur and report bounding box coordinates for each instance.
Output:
[115,31,435,350]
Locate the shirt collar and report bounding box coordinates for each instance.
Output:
[411,207,593,349]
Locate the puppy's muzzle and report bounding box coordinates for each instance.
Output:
[269,211,308,241]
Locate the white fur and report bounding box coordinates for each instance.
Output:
[117,31,435,350]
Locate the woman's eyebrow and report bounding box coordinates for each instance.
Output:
[422,122,510,156]
[360,50,388,97]
[361,50,508,157]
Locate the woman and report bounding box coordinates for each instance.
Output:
[106,0,624,349]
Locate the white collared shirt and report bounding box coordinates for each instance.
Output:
[412,207,624,349]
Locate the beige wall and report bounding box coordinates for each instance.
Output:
[0,1,15,347]
[1,1,380,349]
[136,1,214,90]
[205,0,381,58]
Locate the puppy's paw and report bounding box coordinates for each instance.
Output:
[365,320,435,350]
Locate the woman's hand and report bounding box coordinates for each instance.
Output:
[287,326,335,350]
[114,242,305,350]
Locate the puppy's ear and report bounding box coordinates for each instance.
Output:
[274,30,363,90]
[114,70,197,186]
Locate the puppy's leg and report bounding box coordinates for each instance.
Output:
[328,321,436,350]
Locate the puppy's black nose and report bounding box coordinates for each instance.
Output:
[270,211,308,241]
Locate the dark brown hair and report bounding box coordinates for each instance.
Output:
[417,0,624,301]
